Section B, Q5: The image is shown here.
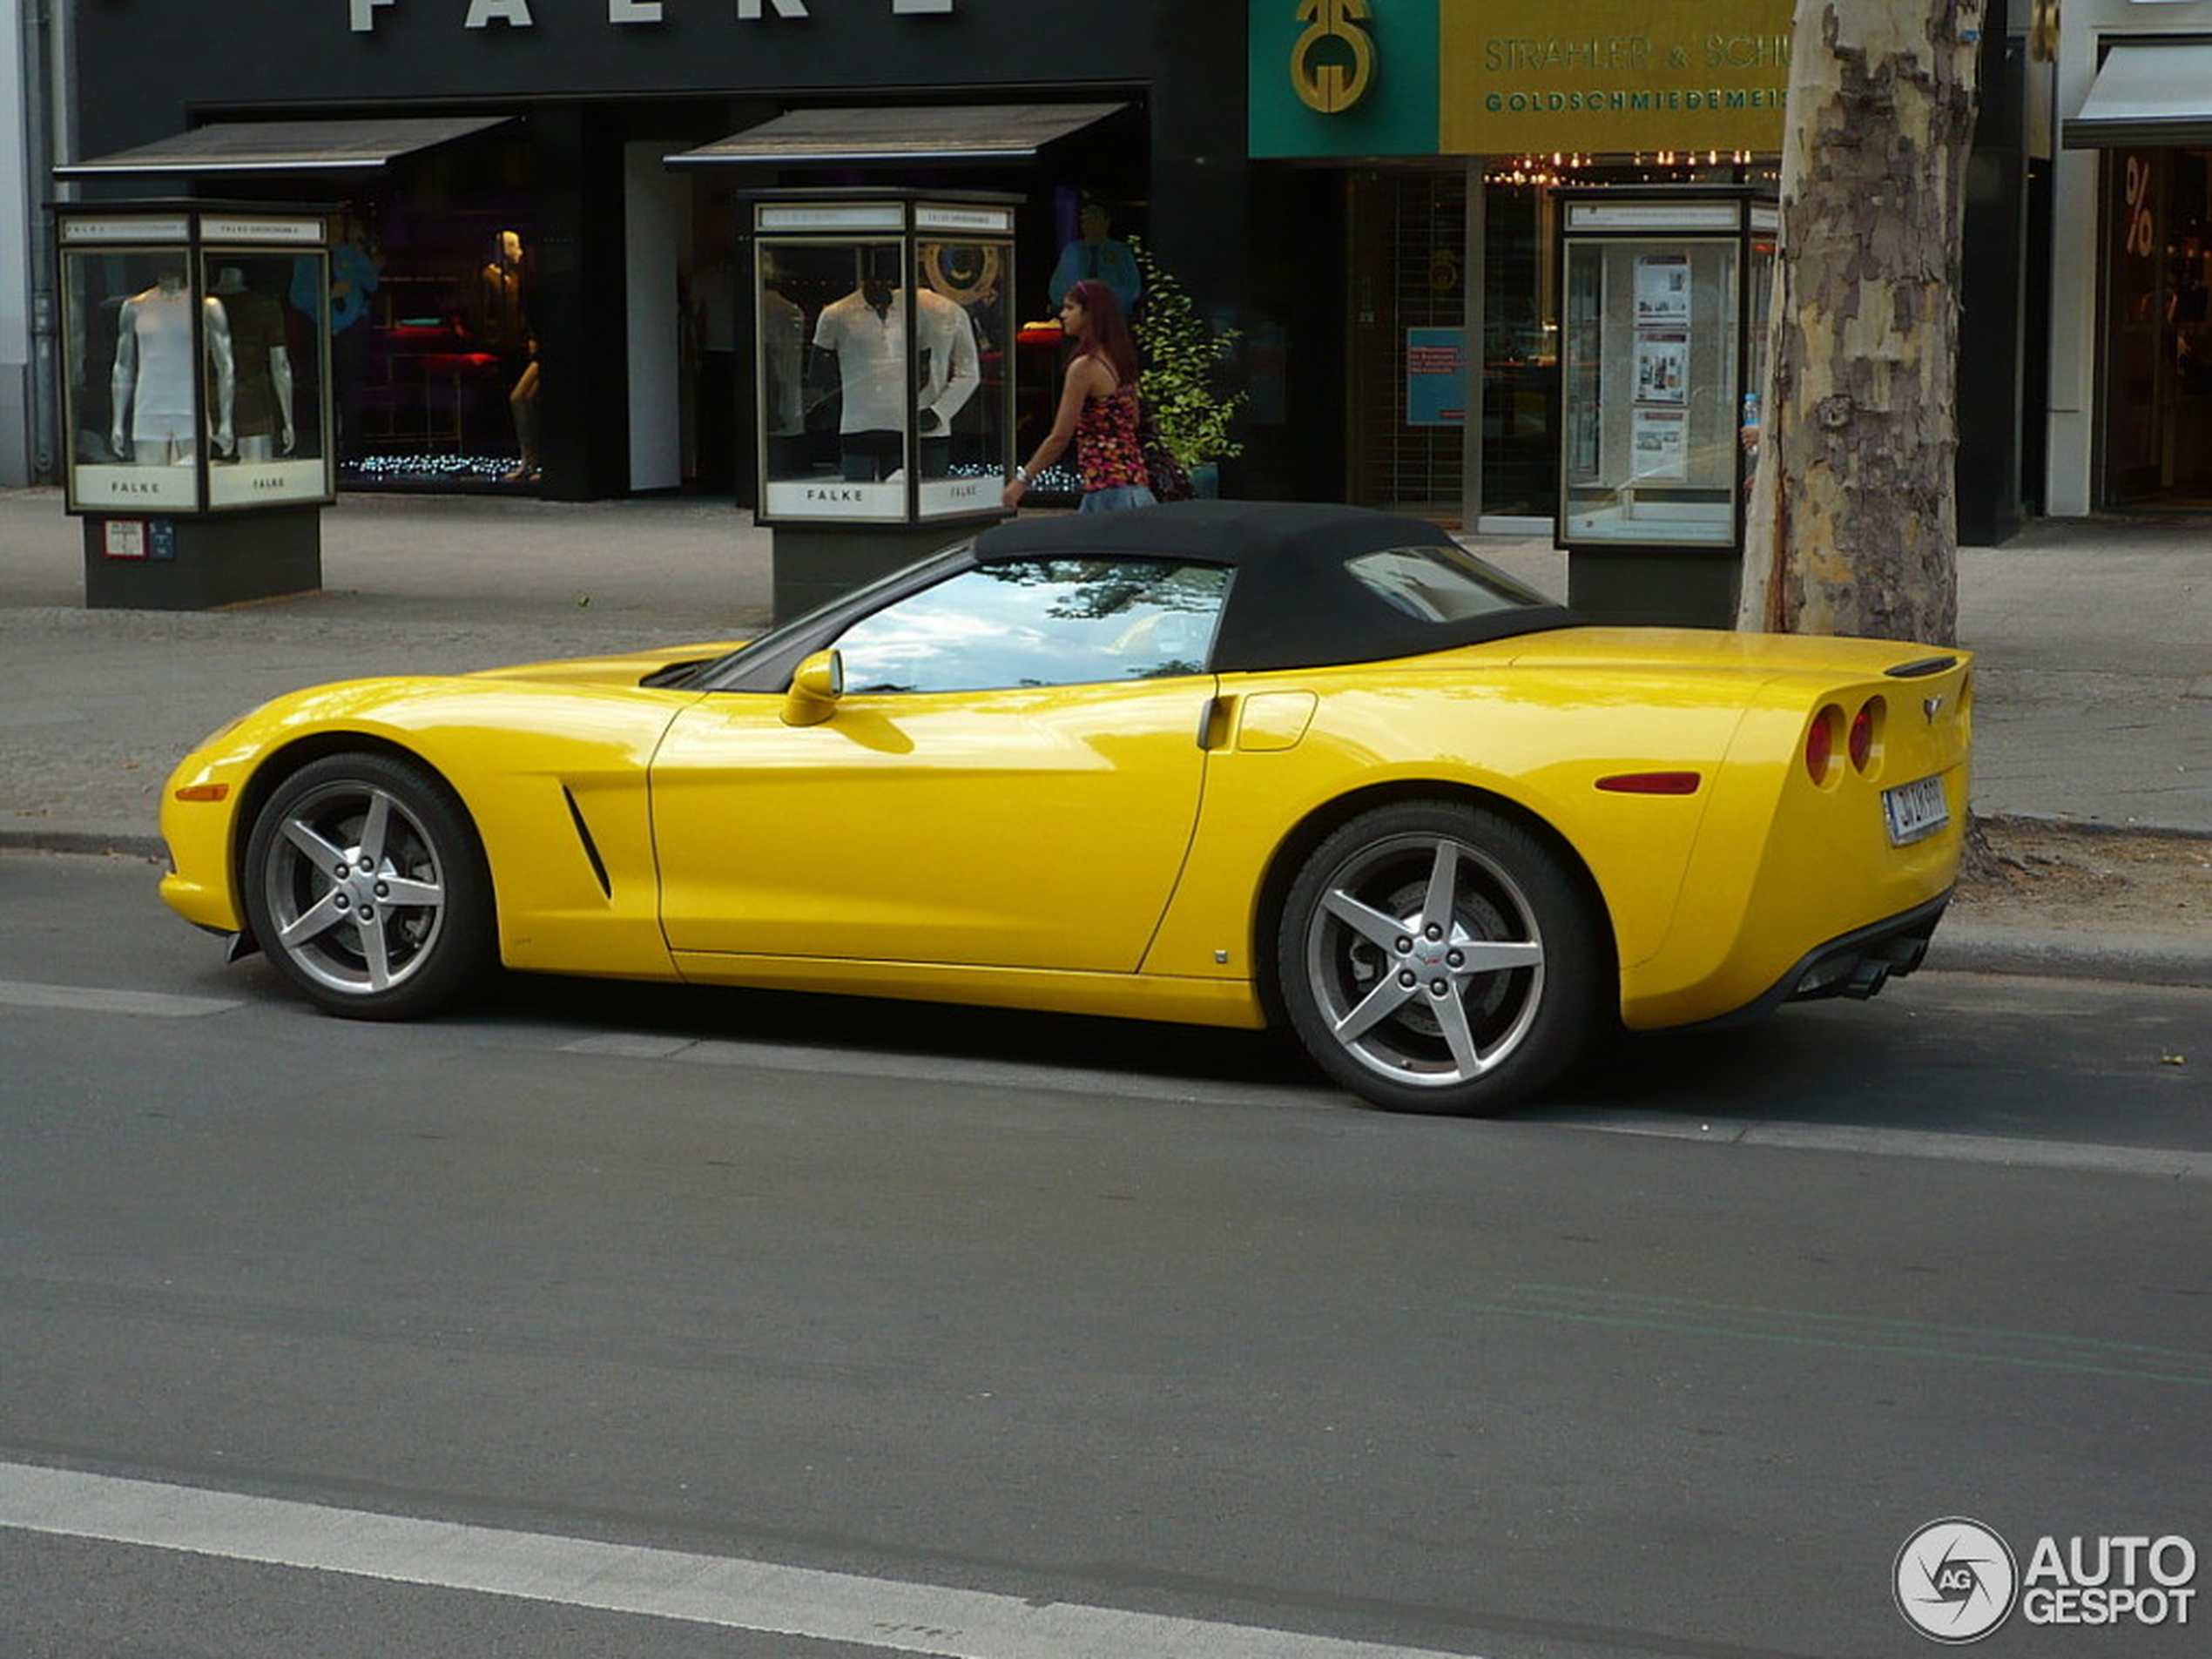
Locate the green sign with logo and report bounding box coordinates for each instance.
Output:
[1250,0,1791,159]
[1249,0,1440,159]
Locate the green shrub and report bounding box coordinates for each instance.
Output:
[1130,237,1245,469]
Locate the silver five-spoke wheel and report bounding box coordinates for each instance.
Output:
[1279,802,1605,1115]
[243,752,495,1020]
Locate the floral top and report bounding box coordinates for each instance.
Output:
[1074,383,1147,493]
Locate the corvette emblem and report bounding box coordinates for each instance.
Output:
[1923,697,1944,723]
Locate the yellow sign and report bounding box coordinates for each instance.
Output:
[1291,0,1379,115]
[1440,0,1792,154]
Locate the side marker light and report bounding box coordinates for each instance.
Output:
[1595,772,1703,795]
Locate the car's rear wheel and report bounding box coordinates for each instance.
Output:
[1278,801,1607,1115]
[242,752,495,1021]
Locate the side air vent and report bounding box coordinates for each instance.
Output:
[562,786,613,898]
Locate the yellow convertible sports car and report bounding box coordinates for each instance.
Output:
[159,502,1972,1116]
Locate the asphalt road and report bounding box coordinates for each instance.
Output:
[3,848,2208,1659]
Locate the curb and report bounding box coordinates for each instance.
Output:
[3,829,165,860]
[1979,811,2212,844]
[1929,922,2212,990]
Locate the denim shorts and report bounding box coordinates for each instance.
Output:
[1078,484,1159,513]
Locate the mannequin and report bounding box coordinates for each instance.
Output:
[505,345,541,482]
[1047,197,1141,312]
[475,231,538,482]
[111,271,233,464]
[810,269,979,480]
[474,229,529,354]
[211,266,295,460]
[758,257,806,475]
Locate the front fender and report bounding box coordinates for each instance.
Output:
[158,677,698,979]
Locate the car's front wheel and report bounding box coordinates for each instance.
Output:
[242,752,496,1021]
[1278,801,1608,1115]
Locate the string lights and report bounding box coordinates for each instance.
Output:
[1482,151,1770,189]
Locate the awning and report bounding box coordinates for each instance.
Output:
[57,116,511,180]
[666,103,1124,167]
[2063,42,2212,148]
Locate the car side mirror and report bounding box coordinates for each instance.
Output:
[781,648,845,727]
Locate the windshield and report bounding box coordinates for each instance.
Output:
[684,540,978,691]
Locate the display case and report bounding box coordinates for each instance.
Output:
[57,203,334,607]
[1554,188,1776,624]
[59,206,334,516]
[750,191,1016,530]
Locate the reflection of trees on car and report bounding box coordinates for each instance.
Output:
[837,559,1230,694]
[965,557,1226,624]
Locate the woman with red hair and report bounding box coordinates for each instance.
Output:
[1001,278,1157,513]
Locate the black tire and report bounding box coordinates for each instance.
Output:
[241,752,496,1021]
[1276,800,1608,1115]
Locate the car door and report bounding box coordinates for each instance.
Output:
[651,556,1231,974]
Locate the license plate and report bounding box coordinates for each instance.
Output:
[1882,774,1950,846]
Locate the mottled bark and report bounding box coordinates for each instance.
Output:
[1740,0,1983,644]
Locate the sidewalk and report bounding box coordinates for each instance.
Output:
[2,487,2205,982]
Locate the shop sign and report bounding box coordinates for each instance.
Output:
[1250,0,1439,158]
[1251,0,1792,159]
[61,217,192,245]
[1440,0,1791,155]
[348,0,954,31]
[759,206,907,232]
[915,206,1015,234]
[201,217,328,245]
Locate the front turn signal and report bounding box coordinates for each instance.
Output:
[172,783,231,803]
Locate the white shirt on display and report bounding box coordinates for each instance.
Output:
[813,287,980,435]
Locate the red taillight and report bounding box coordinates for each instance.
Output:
[1850,700,1879,772]
[1806,707,1838,783]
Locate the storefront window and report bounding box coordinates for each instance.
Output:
[1341,160,1773,525]
[2102,148,2212,509]
[329,208,541,489]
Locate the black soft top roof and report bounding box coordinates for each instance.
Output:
[975,500,1579,672]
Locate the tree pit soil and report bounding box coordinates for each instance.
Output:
[1954,818,2210,940]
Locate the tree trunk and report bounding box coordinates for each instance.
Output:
[1739,0,1984,645]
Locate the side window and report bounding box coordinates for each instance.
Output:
[1343,544,1547,623]
[833,558,1231,694]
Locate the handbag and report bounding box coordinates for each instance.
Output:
[1136,396,1195,503]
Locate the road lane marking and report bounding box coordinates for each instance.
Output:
[560,1033,2211,1179]
[0,1462,1483,1659]
[1521,1107,2211,1182]
[561,1031,1336,1109]
[0,979,244,1018]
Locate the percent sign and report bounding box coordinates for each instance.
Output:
[2124,157,2156,260]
